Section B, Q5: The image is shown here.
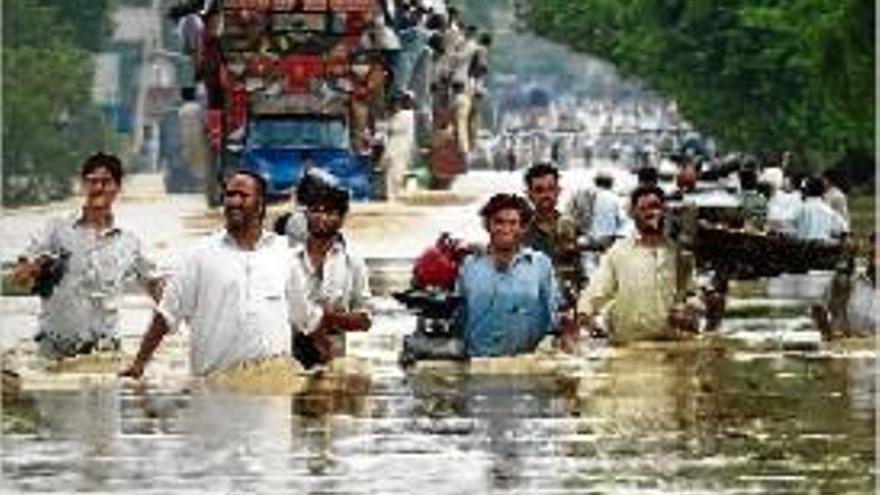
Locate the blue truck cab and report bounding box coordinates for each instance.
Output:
[239,115,372,202]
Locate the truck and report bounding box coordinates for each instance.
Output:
[199,0,379,206]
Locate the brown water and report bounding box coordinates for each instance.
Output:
[2,321,875,494]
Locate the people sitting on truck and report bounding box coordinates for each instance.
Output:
[290,184,372,368]
[456,193,563,357]
[763,167,803,235]
[793,176,849,241]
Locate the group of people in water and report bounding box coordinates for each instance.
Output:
[9,151,875,379]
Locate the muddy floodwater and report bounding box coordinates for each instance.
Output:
[1,177,876,494]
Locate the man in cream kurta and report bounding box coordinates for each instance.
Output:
[577,185,699,343]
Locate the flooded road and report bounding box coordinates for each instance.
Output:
[1,173,876,493]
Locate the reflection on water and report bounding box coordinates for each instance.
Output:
[2,333,874,494]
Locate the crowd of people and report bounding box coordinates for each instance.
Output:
[167,0,493,200]
[11,141,873,379]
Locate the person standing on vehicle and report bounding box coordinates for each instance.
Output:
[120,170,312,377]
[10,153,163,358]
[289,184,372,367]
[456,193,563,357]
[382,92,416,201]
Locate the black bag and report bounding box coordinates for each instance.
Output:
[292,332,327,370]
[32,251,70,299]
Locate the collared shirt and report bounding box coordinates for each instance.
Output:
[577,236,693,344]
[289,236,372,357]
[158,230,306,375]
[456,248,560,357]
[793,197,848,241]
[25,211,160,357]
[589,188,631,240]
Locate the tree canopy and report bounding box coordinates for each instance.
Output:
[525,0,874,168]
[2,0,115,205]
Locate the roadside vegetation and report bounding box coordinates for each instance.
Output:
[2,0,117,206]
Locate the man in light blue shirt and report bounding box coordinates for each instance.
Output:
[793,176,848,241]
[456,193,561,357]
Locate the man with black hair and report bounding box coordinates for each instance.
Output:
[522,163,580,308]
[578,185,704,343]
[10,153,163,358]
[793,176,848,241]
[121,170,313,377]
[289,184,372,367]
[456,193,562,357]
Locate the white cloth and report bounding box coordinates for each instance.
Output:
[158,230,309,375]
[589,188,631,240]
[383,108,416,200]
[290,238,372,357]
[26,211,161,357]
[766,189,802,234]
[847,275,878,334]
[178,101,208,178]
[793,197,848,241]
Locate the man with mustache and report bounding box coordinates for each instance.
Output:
[121,170,313,377]
[289,184,372,368]
[577,185,703,343]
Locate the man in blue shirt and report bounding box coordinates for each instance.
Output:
[456,193,561,357]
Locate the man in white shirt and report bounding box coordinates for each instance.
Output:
[289,184,372,367]
[121,170,313,377]
[793,176,848,241]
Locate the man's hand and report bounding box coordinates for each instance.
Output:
[119,359,145,379]
[9,256,47,290]
[555,311,579,353]
[667,303,699,335]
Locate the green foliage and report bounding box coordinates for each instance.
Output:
[525,0,875,167]
[2,0,114,205]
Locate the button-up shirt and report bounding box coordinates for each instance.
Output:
[158,230,306,375]
[793,197,848,241]
[589,188,631,240]
[456,248,560,357]
[25,212,160,356]
[289,236,372,357]
[577,236,693,344]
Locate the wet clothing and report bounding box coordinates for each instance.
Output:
[793,197,848,241]
[26,212,161,358]
[157,230,307,375]
[456,248,560,357]
[522,212,582,308]
[577,236,695,344]
[289,236,372,358]
[844,273,878,335]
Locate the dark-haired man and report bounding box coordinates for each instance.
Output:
[289,184,372,367]
[10,153,163,358]
[121,170,313,377]
[577,186,704,343]
[456,193,561,357]
[522,163,581,309]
